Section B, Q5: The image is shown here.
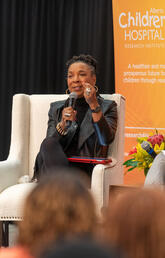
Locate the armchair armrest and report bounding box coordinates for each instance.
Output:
[91,157,122,213]
[104,157,117,167]
[0,159,22,192]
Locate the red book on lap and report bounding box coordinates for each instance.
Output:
[68,156,112,164]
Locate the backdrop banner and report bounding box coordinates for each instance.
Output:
[112,0,165,183]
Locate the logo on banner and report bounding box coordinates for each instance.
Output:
[119,9,165,41]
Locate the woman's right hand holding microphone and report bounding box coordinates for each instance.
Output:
[60,107,77,130]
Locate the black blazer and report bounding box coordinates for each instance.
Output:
[46,95,117,158]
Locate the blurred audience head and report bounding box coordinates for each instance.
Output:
[103,188,165,258]
[17,168,97,255]
[39,237,124,258]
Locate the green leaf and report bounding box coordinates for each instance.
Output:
[128,166,136,171]
[123,159,138,168]
[129,161,138,166]
[123,158,135,166]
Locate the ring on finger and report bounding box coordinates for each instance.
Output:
[65,113,71,117]
[86,87,91,96]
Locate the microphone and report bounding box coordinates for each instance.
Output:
[65,92,78,129]
[141,141,157,158]
[68,92,78,109]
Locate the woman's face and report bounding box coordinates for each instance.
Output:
[67,62,96,98]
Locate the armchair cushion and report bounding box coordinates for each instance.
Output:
[0,183,36,221]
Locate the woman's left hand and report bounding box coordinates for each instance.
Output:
[82,82,102,122]
[83,82,98,106]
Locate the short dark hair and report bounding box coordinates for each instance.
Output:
[66,54,98,75]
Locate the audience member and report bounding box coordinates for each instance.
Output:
[102,188,165,258]
[39,237,124,258]
[0,169,98,257]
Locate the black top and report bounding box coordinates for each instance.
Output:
[65,97,89,156]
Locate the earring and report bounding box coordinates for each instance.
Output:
[65,88,70,94]
[95,85,98,92]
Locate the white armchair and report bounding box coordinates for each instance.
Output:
[0,94,125,234]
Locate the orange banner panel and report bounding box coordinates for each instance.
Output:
[112,0,165,184]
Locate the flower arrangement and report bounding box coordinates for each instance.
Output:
[124,130,165,176]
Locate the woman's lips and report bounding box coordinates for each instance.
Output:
[72,86,83,91]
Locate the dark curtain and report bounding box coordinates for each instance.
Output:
[0,0,114,160]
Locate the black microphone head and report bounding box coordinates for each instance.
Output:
[66,92,78,129]
[69,92,78,99]
[141,141,157,158]
[68,92,78,109]
[141,141,151,152]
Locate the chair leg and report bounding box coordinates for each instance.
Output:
[0,222,2,246]
[2,221,10,247]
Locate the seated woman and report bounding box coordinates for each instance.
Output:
[33,54,117,180]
